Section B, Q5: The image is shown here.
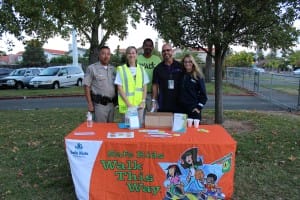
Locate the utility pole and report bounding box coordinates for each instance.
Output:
[72,29,78,67]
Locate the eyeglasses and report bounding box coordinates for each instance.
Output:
[184,60,193,64]
[162,49,172,53]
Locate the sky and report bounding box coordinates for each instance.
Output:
[0,20,162,54]
[0,19,299,55]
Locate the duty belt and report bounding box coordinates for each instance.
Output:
[91,93,114,105]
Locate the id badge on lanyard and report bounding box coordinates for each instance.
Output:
[168,66,175,89]
[168,79,174,89]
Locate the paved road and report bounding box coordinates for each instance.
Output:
[0,95,286,111]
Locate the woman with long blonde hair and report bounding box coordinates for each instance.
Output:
[180,54,207,120]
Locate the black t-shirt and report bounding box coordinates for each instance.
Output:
[152,60,183,112]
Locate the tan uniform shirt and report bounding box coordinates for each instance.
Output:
[83,62,115,98]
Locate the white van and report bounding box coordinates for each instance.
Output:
[29,66,84,89]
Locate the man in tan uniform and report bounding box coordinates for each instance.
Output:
[83,46,116,122]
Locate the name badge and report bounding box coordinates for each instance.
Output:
[168,80,174,89]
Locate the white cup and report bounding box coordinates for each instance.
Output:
[193,119,200,128]
[187,118,193,127]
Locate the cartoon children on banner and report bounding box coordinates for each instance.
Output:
[163,164,185,199]
[161,148,230,200]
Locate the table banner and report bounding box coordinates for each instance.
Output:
[66,139,103,200]
[65,123,236,200]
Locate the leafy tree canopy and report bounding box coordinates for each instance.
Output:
[225,51,254,67]
[143,0,299,54]
[0,0,142,64]
[288,50,300,67]
[22,39,47,67]
[50,55,72,65]
[141,0,300,123]
[0,50,6,56]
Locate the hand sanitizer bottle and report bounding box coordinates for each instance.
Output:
[87,112,93,128]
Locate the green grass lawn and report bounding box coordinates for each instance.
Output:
[0,82,249,98]
[205,82,250,95]
[0,86,85,98]
[0,109,299,199]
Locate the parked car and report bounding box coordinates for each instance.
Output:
[0,67,14,79]
[292,68,300,75]
[29,66,84,89]
[252,65,265,73]
[0,67,43,89]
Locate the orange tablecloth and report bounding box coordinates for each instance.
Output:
[65,123,237,200]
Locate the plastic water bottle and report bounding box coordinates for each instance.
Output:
[86,112,93,128]
[124,111,130,128]
[125,107,140,129]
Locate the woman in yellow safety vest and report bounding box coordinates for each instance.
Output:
[114,46,149,124]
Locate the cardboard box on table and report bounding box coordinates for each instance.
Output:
[144,112,173,128]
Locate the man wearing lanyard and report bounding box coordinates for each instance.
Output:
[152,43,183,113]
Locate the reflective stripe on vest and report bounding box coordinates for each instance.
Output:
[117,64,145,113]
[121,66,134,96]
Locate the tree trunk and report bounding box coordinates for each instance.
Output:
[214,47,223,124]
[205,44,213,82]
[88,26,100,65]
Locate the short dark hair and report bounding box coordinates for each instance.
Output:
[98,46,110,51]
[143,38,154,47]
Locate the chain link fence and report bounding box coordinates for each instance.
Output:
[225,67,300,111]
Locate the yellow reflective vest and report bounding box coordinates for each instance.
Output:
[117,64,145,113]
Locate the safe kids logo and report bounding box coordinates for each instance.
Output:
[70,142,88,157]
[160,148,232,200]
[75,143,83,150]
